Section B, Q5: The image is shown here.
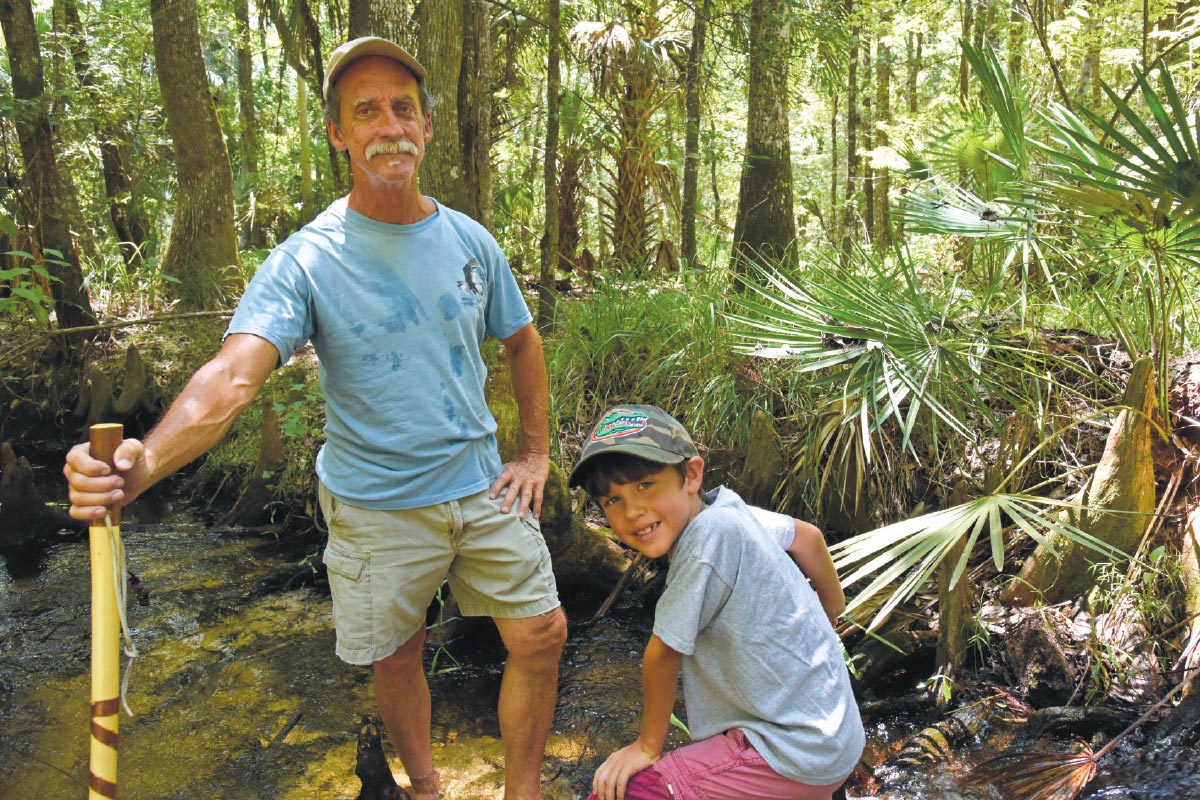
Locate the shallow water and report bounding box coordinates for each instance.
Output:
[2,517,1197,799]
[0,519,677,799]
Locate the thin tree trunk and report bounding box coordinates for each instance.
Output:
[461,0,493,229]
[59,0,151,269]
[1075,11,1102,107]
[234,0,261,248]
[0,0,95,334]
[959,0,973,102]
[279,0,338,194]
[1007,1,1023,85]
[709,116,723,232]
[537,0,561,331]
[841,0,859,262]
[830,92,838,244]
[298,71,315,221]
[682,0,708,267]
[906,32,921,114]
[731,0,796,279]
[1016,0,1072,108]
[874,38,893,250]
[862,38,875,246]
[150,0,242,310]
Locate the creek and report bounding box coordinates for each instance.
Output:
[1,506,1197,798]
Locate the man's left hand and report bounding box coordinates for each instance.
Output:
[490,451,548,519]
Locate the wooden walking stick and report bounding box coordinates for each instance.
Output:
[88,423,123,800]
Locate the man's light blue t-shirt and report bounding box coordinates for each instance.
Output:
[226,198,533,509]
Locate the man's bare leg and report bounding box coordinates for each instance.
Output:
[493,608,568,800]
[374,626,441,800]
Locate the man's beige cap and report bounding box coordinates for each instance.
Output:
[323,36,427,102]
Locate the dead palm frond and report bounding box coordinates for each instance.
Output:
[973,669,1196,800]
[973,739,1097,800]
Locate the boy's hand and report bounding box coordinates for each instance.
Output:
[591,741,659,800]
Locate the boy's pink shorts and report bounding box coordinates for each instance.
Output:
[588,728,848,800]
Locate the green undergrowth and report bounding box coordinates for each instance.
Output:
[194,353,324,528]
[546,268,803,477]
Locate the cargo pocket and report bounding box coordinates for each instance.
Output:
[322,544,372,653]
[318,481,353,530]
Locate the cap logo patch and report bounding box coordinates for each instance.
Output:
[591,409,648,441]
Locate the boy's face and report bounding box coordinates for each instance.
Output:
[593,457,705,559]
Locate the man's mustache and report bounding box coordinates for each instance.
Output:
[365,139,420,159]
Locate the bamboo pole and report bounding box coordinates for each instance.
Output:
[88,423,123,800]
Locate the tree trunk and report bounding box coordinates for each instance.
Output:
[841,0,859,263]
[709,116,723,232]
[0,442,85,547]
[1007,357,1159,606]
[461,0,493,229]
[935,480,972,704]
[416,0,474,217]
[830,92,838,242]
[611,76,653,270]
[0,0,95,334]
[350,0,414,47]
[151,0,242,311]
[558,144,584,274]
[268,0,337,198]
[1007,1,1023,84]
[59,0,151,270]
[731,0,796,279]
[234,0,262,249]
[906,32,921,114]
[537,0,561,332]
[874,38,893,250]
[1183,496,1200,690]
[682,0,708,268]
[862,39,875,245]
[959,0,973,102]
[298,71,315,222]
[1075,11,1102,108]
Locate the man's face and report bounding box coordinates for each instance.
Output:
[327,56,432,190]
[593,459,704,560]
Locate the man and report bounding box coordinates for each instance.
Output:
[65,36,567,800]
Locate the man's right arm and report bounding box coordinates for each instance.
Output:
[65,333,279,520]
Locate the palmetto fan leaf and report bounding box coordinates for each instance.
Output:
[962,42,1032,176]
[1041,63,1200,203]
[831,493,1129,631]
[1037,61,1200,243]
[727,251,991,459]
[897,181,1025,240]
[1035,59,1200,395]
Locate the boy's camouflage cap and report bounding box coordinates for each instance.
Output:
[567,404,698,488]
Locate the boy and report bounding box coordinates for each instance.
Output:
[569,405,864,800]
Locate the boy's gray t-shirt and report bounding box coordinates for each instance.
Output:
[652,487,865,785]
